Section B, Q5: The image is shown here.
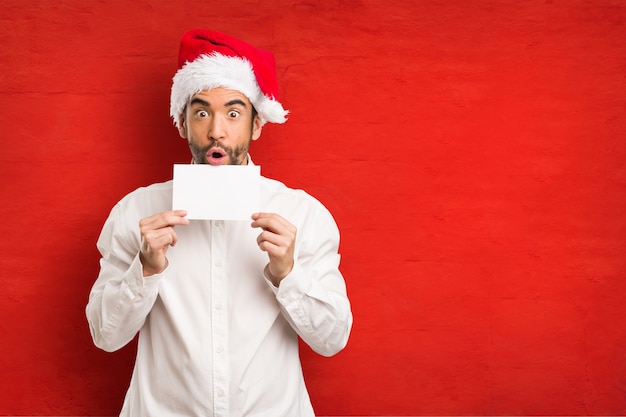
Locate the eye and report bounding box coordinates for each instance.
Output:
[228,110,240,118]
[195,110,209,118]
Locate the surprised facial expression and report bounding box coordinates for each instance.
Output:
[179,88,262,165]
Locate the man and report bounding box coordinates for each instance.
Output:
[86,29,352,416]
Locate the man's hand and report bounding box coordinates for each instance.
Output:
[139,210,189,276]
[251,212,296,286]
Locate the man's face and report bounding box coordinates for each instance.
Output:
[179,88,262,165]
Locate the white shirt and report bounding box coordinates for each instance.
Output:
[86,173,352,417]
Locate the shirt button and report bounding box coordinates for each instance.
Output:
[217,388,225,397]
[215,303,223,311]
[216,346,224,354]
[215,220,224,228]
[215,259,223,267]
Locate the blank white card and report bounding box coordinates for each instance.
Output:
[172,164,260,220]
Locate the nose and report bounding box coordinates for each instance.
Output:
[209,114,226,141]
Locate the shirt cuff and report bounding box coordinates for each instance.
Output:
[266,262,312,305]
[126,253,164,296]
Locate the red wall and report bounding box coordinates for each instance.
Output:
[1,1,625,415]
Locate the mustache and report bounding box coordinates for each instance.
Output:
[192,143,234,165]
[201,143,229,153]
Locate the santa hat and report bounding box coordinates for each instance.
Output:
[170,29,288,127]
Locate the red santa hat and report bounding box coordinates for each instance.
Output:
[170,29,288,127]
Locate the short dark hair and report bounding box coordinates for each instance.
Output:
[251,106,258,129]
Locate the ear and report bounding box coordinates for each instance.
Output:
[251,115,262,141]
[177,114,187,139]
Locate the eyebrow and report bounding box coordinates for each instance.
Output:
[189,97,210,107]
[225,99,248,108]
[189,98,249,108]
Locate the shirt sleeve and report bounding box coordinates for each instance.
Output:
[85,201,164,352]
[265,204,353,357]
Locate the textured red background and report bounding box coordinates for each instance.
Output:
[1,1,625,415]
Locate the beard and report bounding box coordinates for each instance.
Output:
[187,138,251,165]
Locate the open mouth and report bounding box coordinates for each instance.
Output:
[206,148,227,165]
